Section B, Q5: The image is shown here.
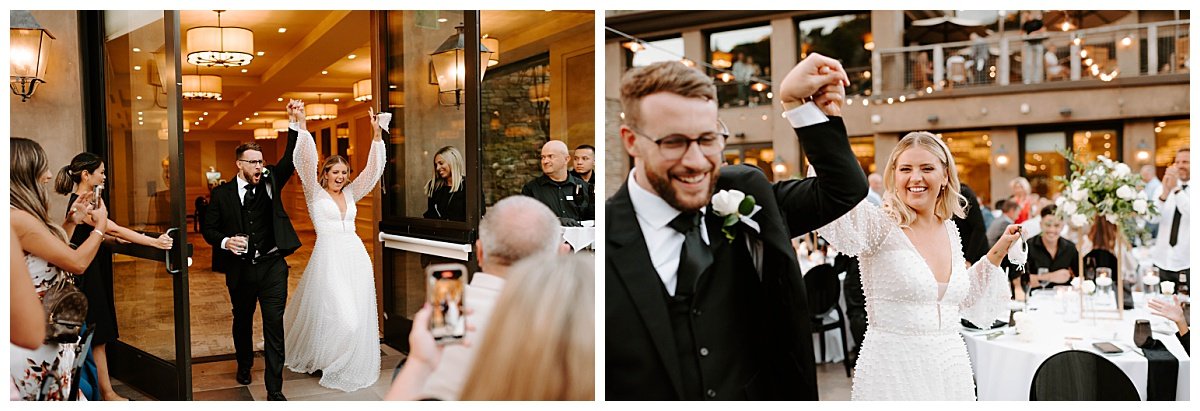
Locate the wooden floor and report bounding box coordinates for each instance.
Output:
[113,344,407,400]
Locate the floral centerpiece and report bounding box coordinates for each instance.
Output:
[1054,150,1156,241]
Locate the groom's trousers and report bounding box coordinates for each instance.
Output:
[227,255,289,393]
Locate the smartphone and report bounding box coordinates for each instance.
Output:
[93,184,104,207]
[1093,342,1123,354]
[426,263,467,344]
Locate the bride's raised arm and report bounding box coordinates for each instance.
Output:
[347,108,388,203]
[288,100,321,201]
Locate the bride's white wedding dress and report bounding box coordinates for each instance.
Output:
[818,201,1008,400]
[283,126,386,392]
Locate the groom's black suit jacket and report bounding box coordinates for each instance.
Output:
[202,128,302,280]
[606,117,867,400]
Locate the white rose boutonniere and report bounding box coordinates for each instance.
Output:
[262,167,271,179]
[711,189,762,241]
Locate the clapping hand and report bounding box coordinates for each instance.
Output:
[1148,296,1188,331]
[69,192,94,225]
[779,52,850,107]
[1162,165,1180,197]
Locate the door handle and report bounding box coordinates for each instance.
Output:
[165,227,181,275]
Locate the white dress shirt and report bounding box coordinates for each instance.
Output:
[627,170,710,296]
[1151,180,1190,271]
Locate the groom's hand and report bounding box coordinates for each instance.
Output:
[779,53,850,106]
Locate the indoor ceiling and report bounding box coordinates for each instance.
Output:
[133,10,594,135]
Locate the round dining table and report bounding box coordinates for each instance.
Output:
[962,291,1190,400]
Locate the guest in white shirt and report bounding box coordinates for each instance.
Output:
[866,173,883,206]
[386,195,563,400]
[1141,164,1163,236]
[1151,148,1190,291]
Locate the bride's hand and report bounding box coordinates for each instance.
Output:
[985,224,1023,267]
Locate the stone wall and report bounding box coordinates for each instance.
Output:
[481,56,551,207]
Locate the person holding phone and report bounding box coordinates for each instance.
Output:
[10,138,109,400]
[281,100,389,393]
[53,151,173,401]
[201,101,303,401]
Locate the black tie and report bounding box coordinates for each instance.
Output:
[668,212,712,298]
[243,183,258,207]
[1169,184,1187,246]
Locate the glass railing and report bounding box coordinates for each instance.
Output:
[871,19,1188,97]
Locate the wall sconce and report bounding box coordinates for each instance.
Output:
[186,10,254,67]
[1136,140,1151,162]
[352,78,372,102]
[429,25,492,107]
[10,10,55,102]
[995,144,1010,166]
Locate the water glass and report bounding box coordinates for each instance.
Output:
[232,233,249,255]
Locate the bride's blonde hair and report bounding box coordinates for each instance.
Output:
[881,131,965,227]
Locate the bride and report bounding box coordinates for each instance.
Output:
[283,100,388,392]
[817,131,1023,400]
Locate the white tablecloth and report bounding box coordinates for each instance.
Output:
[963,293,1190,400]
[562,225,594,252]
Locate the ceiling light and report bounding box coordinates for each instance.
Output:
[203,111,209,115]
[136,96,143,100]
[277,27,287,33]
[256,51,264,56]
[133,65,142,71]
[347,54,357,60]
[240,68,247,73]
[437,18,448,23]
[333,98,340,102]
[481,36,500,67]
[321,70,328,75]
[353,79,372,101]
[306,93,337,120]
[277,97,284,101]
[186,10,254,67]
[198,117,204,121]
[132,47,141,52]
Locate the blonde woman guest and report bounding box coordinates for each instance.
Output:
[10,137,109,401]
[387,253,594,400]
[1009,177,1034,224]
[54,151,173,401]
[818,132,1023,400]
[423,146,466,221]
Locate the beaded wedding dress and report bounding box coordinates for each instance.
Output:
[283,126,386,392]
[818,201,1008,400]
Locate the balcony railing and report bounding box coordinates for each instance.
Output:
[871,19,1189,97]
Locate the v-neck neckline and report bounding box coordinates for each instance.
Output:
[898,220,957,301]
[323,189,348,220]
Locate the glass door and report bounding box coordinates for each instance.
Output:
[89,10,193,400]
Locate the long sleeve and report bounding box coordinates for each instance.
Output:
[816,200,892,258]
[202,191,226,248]
[959,258,1009,328]
[347,138,386,203]
[773,117,869,237]
[292,126,321,202]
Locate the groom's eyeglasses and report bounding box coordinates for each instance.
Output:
[238,159,265,166]
[629,120,729,161]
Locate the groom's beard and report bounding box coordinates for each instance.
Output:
[647,163,719,213]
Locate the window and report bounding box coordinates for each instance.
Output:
[627,36,684,68]
[798,13,872,95]
[1021,124,1122,199]
[848,135,876,174]
[723,143,778,181]
[939,131,993,205]
[481,55,551,207]
[1154,118,1190,175]
[708,24,772,108]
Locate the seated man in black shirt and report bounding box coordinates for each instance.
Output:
[522,140,594,225]
[1015,205,1079,296]
[571,144,596,201]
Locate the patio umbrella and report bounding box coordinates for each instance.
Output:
[1042,10,1132,31]
[906,16,989,44]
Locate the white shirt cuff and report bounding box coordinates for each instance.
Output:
[220,237,229,250]
[784,101,829,129]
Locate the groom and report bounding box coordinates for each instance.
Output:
[606,54,866,400]
[202,102,303,401]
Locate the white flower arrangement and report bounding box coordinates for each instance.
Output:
[1055,151,1157,241]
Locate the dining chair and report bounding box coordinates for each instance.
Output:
[1029,350,1139,400]
[804,263,851,377]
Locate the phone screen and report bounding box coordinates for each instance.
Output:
[93,184,104,207]
[426,263,467,344]
[1092,342,1122,354]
